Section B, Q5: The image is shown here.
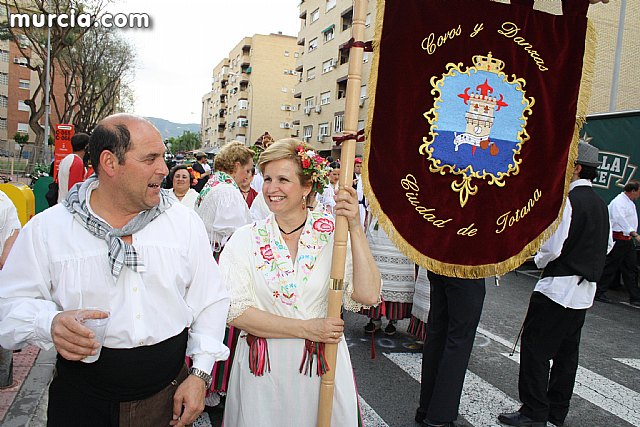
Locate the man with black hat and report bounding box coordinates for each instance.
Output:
[498,141,612,427]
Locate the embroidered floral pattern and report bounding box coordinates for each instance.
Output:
[195,171,238,208]
[260,245,274,262]
[253,211,335,311]
[312,217,334,234]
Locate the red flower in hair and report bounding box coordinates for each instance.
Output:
[313,218,335,233]
[302,158,311,169]
[260,245,274,261]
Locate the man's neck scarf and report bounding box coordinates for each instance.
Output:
[63,175,174,279]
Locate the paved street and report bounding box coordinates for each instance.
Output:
[2,270,639,426]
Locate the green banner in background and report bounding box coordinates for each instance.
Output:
[583,111,640,205]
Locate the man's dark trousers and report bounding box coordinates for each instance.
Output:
[518,292,586,423]
[598,239,640,302]
[418,272,485,424]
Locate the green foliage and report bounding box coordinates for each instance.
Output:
[166,131,201,154]
[14,133,29,145]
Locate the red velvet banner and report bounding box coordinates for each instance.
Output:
[365,0,592,278]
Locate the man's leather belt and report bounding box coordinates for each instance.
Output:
[613,231,631,241]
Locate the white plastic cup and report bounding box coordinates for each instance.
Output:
[75,308,110,363]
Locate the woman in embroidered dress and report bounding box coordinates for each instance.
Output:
[360,217,416,335]
[167,164,199,210]
[194,141,253,257]
[220,139,381,427]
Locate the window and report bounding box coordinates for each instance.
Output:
[15,57,28,66]
[319,122,329,136]
[18,101,29,111]
[0,73,8,85]
[311,8,320,23]
[365,13,372,27]
[0,50,8,62]
[336,80,347,100]
[17,123,29,133]
[320,91,331,105]
[282,87,288,92]
[303,125,313,140]
[0,96,7,108]
[334,113,344,133]
[305,97,315,108]
[322,59,334,74]
[284,50,290,57]
[238,99,248,110]
[309,38,318,52]
[339,48,349,65]
[360,85,367,100]
[294,52,300,58]
[323,26,335,43]
[0,117,6,129]
[326,0,336,11]
[341,8,353,31]
[307,67,316,81]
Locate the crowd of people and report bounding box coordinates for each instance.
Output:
[0,113,638,427]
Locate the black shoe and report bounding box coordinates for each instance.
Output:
[497,411,545,427]
[384,321,397,336]
[415,408,427,423]
[594,295,612,303]
[364,320,381,334]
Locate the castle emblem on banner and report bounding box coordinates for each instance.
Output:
[420,52,535,207]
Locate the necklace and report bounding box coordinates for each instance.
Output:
[278,219,306,235]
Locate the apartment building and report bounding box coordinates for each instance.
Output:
[292,0,638,157]
[0,6,67,160]
[200,33,299,150]
[293,0,375,156]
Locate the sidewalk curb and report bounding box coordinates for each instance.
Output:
[2,348,55,427]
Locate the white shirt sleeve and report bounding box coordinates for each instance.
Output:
[218,229,257,323]
[534,199,573,269]
[0,216,61,350]
[196,184,252,251]
[184,211,231,372]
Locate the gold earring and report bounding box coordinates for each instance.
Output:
[302,194,307,210]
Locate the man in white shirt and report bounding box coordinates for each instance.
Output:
[596,180,640,306]
[0,190,20,270]
[57,132,89,203]
[499,142,612,427]
[0,114,229,426]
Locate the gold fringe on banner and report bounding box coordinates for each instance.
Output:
[362,0,598,279]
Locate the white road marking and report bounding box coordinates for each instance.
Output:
[385,353,519,427]
[358,395,389,427]
[614,358,640,371]
[503,353,640,426]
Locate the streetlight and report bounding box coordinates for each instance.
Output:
[41,0,52,166]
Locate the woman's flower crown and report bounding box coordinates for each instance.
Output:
[296,144,329,194]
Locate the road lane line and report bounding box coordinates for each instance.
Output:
[477,326,520,353]
[614,358,640,371]
[358,395,389,427]
[502,353,640,426]
[385,352,519,427]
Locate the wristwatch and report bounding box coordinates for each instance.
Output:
[188,367,212,389]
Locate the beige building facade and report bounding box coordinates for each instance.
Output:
[201,33,299,150]
[291,0,639,156]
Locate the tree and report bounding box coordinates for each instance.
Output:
[14,132,29,159]
[1,0,109,164]
[168,131,202,154]
[53,24,135,133]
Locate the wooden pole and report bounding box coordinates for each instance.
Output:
[317,1,368,425]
